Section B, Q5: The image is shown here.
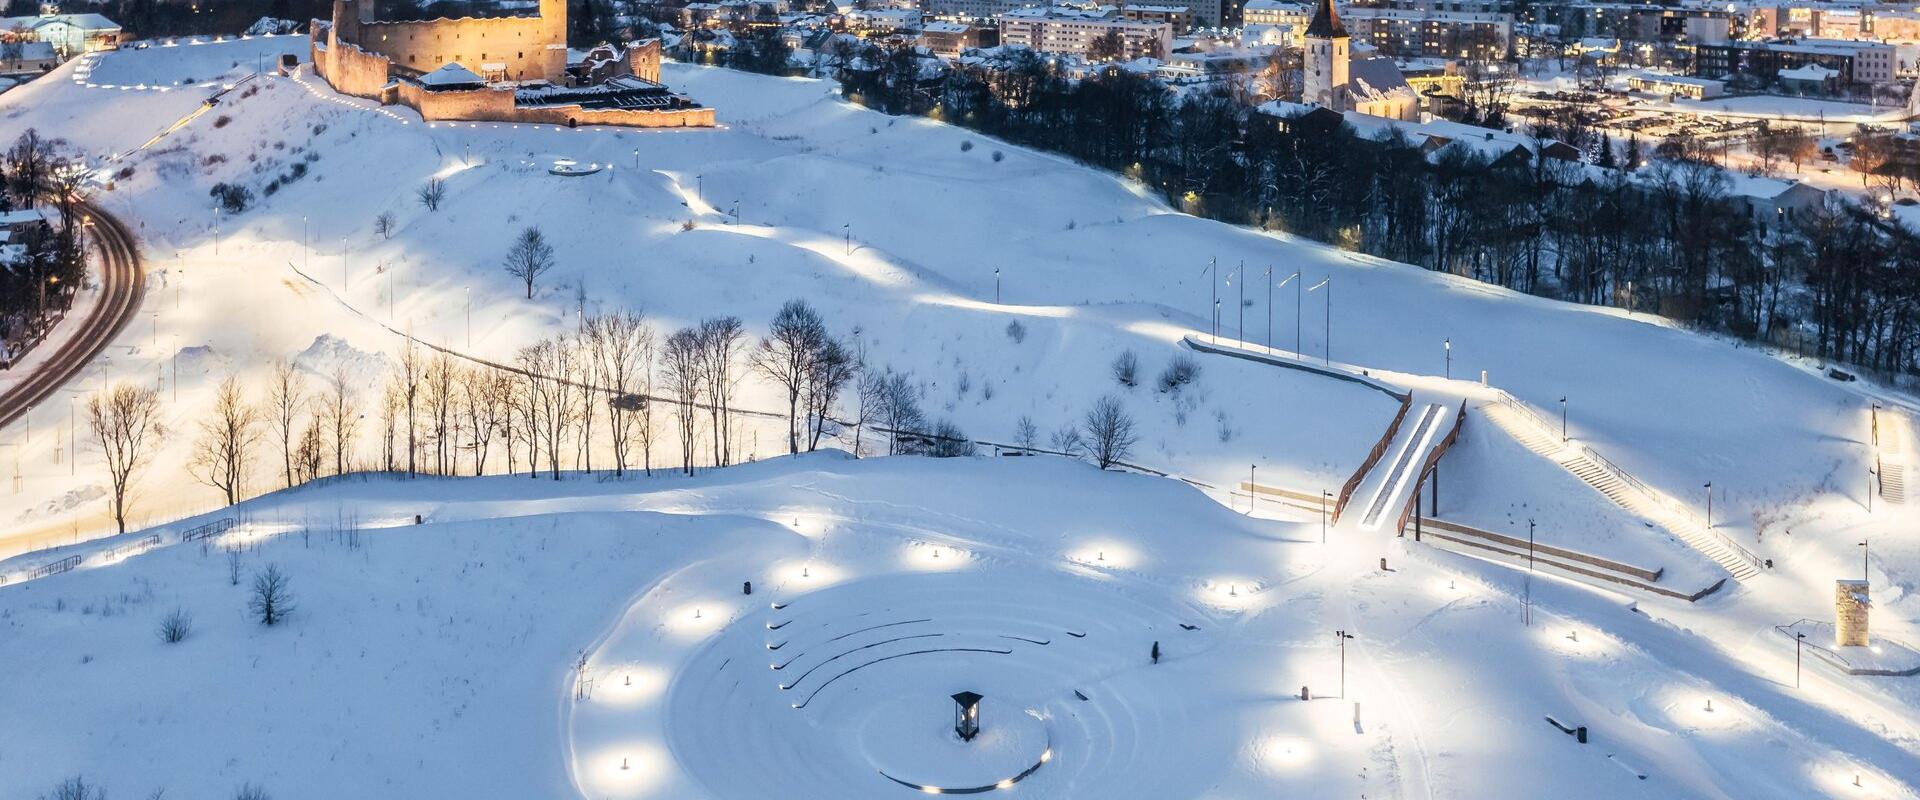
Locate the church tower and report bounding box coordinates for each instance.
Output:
[1303,0,1348,110]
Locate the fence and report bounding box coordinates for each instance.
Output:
[100,533,162,562]
[180,517,237,542]
[1395,400,1468,536]
[29,554,82,580]
[1334,393,1413,524]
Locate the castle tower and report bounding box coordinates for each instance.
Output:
[1303,0,1348,110]
[538,0,569,81]
[1836,579,1870,647]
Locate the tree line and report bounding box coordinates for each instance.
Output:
[828,47,1920,379]
[1,130,89,359]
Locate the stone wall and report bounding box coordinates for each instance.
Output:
[331,0,565,83]
[1836,579,1870,647]
[629,39,661,83]
[315,33,396,100]
[393,80,716,128]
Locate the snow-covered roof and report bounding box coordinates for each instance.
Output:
[0,12,119,32]
[5,41,56,60]
[0,208,52,227]
[419,62,486,87]
[921,21,972,34]
[1778,63,1839,82]
[1244,0,1308,9]
[1347,56,1415,103]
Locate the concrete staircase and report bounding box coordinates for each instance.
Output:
[1481,399,1762,582]
[1880,412,1908,504]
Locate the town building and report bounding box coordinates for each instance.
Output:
[1302,0,1420,120]
[1625,73,1724,99]
[1693,37,1903,87]
[0,40,57,75]
[997,6,1174,60]
[925,0,1032,24]
[0,5,120,58]
[1119,4,1195,32]
[1340,6,1513,60]
[919,21,996,56]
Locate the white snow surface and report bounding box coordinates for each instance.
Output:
[0,38,1919,800]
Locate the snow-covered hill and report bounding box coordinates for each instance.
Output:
[3,38,1920,800]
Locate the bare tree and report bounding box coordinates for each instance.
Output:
[1014,415,1039,452]
[1082,395,1137,470]
[661,327,705,475]
[753,299,828,454]
[379,379,402,471]
[458,364,505,475]
[88,383,163,534]
[502,226,554,299]
[854,356,884,457]
[39,775,106,800]
[374,211,396,239]
[294,417,324,483]
[321,363,358,476]
[189,375,261,505]
[591,311,654,475]
[874,369,923,455]
[265,359,305,488]
[423,350,457,475]
[573,331,598,473]
[803,337,854,451]
[248,565,294,626]
[517,337,577,479]
[416,178,446,211]
[697,316,746,466]
[397,340,424,476]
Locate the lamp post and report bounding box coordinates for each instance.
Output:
[1795,631,1807,688]
[302,215,309,274]
[1248,464,1256,514]
[1208,256,1218,342]
[1236,259,1245,344]
[952,691,983,742]
[1292,270,1303,359]
[1321,489,1330,544]
[1444,338,1452,379]
[1859,539,1870,581]
[212,205,220,254]
[633,148,639,169]
[995,267,1001,304]
[1307,277,1330,364]
[464,286,472,348]
[1559,396,1567,441]
[843,222,851,255]
[1335,630,1355,698]
[1524,518,1536,627]
[1704,481,1714,530]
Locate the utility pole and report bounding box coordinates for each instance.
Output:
[1264,265,1273,354]
[1336,630,1355,698]
[1209,256,1218,342]
[1795,632,1806,688]
[1524,519,1536,627]
[1237,260,1245,344]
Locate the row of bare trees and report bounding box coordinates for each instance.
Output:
[76,299,960,531]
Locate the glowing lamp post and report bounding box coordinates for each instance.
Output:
[953,691,983,742]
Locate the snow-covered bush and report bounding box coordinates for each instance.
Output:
[1004,320,1027,344]
[248,565,294,626]
[40,776,105,800]
[1157,354,1199,392]
[210,183,251,213]
[156,607,193,644]
[1112,349,1139,387]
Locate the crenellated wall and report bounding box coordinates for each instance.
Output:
[327,0,565,84]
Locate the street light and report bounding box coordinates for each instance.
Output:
[1444,337,1452,379]
[1248,464,1256,515]
[1704,481,1714,530]
[995,267,1001,304]
[1307,277,1331,364]
[1559,396,1568,442]
[1524,518,1536,627]
[1335,630,1355,698]
[1321,489,1331,544]
[1795,631,1807,688]
[1859,539,1870,582]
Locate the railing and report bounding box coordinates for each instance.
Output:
[29,554,82,579]
[100,533,162,562]
[1495,390,1764,574]
[180,517,237,542]
[1396,400,1468,536]
[1334,393,1413,524]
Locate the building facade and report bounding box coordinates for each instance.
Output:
[997,7,1173,59]
[1694,37,1900,87]
[1340,6,1513,59]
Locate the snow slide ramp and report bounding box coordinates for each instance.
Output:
[1352,400,1453,531]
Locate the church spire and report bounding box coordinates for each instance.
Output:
[1306,0,1346,38]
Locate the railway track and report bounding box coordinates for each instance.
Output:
[0,201,144,429]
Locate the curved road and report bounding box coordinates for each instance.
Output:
[0,201,144,429]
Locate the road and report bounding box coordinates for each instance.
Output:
[0,201,144,430]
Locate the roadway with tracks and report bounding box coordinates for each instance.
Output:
[0,202,144,430]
